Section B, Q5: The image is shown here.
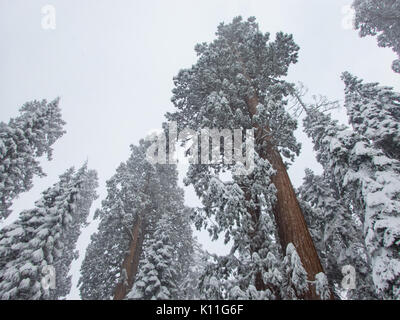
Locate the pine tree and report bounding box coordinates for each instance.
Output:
[303,106,400,299]
[352,0,400,73]
[298,169,376,299]
[0,164,98,300]
[342,72,400,161]
[166,16,326,299]
[0,98,66,219]
[79,140,195,300]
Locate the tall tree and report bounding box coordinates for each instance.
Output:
[79,142,152,300]
[0,98,66,219]
[352,0,400,73]
[0,164,98,300]
[298,169,376,299]
[127,163,195,300]
[79,140,195,300]
[127,213,182,300]
[303,105,400,299]
[342,72,400,161]
[50,166,98,299]
[166,16,327,299]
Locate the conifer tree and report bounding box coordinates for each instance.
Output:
[127,177,195,300]
[79,140,195,300]
[0,98,66,219]
[127,213,180,300]
[281,243,309,300]
[0,164,98,300]
[50,166,98,299]
[298,169,376,299]
[352,0,400,73]
[79,142,153,300]
[180,242,209,300]
[166,16,326,299]
[303,106,400,299]
[342,72,400,161]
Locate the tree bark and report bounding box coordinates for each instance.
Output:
[226,36,330,296]
[113,216,145,300]
[246,95,331,299]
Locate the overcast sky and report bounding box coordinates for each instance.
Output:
[0,0,399,299]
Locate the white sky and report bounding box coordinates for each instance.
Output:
[0,0,399,299]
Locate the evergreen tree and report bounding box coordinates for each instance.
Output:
[303,106,400,299]
[127,213,180,300]
[180,241,209,300]
[342,72,400,161]
[0,98,66,219]
[190,155,286,300]
[79,140,195,300]
[281,243,309,300]
[0,164,98,300]
[50,166,98,299]
[127,177,195,300]
[298,169,376,299]
[166,16,326,299]
[352,0,400,73]
[79,142,153,300]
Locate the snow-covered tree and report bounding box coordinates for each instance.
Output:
[298,169,376,299]
[352,0,400,73]
[127,177,196,300]
[342,72,400,161]
[0,98,66,219]
[281,243,309,300]
[189,155,286,300]
[50,166,98,299]
[127,213,180,300]
[0,164,98,300]
[79,142,153,300]
[79,140,195,300]
[166,16,326,299]
[180,242,210,300]
[303,106,400,299]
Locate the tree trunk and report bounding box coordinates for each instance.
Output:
[246,95,331,299]
[227,35,330,296]
[113,216,145,300]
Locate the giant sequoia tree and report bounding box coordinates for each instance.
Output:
[0,98,66,219]
[166,16,327,299]
[78,140,195,300]
[0,164,97,300]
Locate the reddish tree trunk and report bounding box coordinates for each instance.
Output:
[246,95,330,299]
[113,216,145,300]
[227,36,329,296]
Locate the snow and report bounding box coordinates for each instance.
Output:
[5,226,24,238]
[375,216,400,247]
[32,248,44,263]
[18,278,30,290]
[315,272,330,300]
